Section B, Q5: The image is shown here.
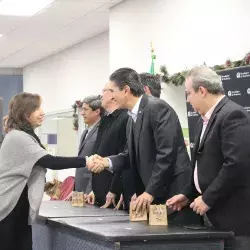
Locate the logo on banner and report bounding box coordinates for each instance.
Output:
[244,107,250,113]
[236,72,250,78]
[247,88,250,95]
[220,74,231,81]
[187,111,199,117]
[227,90,241,97]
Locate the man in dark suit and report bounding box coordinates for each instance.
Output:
[74,95,103,194]
[88,68,192,216]
[167,66,250,249]
[85,83,130,208]
[138,73,199,224]
[110,73,162,210]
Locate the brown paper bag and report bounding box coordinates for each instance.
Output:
[71,191,85,207]
[149,204,168,226]
[71,191,78,207]
[129,202,148,221]
[78,192,85,207]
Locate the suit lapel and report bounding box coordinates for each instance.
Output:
[127,117,135,166]
[192,119,203,163]
[78,129,88,151]
[198,96,229,151]
[134,95,147,158]
[85,122,99,141]
[78,121,100,154]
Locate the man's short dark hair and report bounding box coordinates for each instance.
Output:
[109,68,144,97]
[140,73,162,98]
[82,95,104,116]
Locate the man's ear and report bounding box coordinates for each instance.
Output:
[95,108,101,116]
[144,86,151,95]
[124,85,131,94]
[199,86,208,98]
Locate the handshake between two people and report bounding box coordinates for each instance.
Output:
[86,154,110,173]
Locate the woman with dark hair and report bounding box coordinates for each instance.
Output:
[0,92,88,250]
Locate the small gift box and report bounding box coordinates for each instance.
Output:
[72,191,85,207]
[129,201,148,221]
[149,204,168,226]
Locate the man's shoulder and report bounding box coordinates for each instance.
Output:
[147,95,164,105]
[116,109,129,121]
[215,99,250,126]
[225,99,245,110]
[221,99,249,117]
[147,96,174,112]
[117,108,129,115]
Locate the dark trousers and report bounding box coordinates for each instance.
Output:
[0,186,32,250]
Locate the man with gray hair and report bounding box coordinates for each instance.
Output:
[75,95,103,194]
[167,66,250,249]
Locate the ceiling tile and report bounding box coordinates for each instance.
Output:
[0,0,123,67]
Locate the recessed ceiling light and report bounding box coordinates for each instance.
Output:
[0,34,3,39]
[0,0,55,17]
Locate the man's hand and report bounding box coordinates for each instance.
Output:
[101,192,116,208]
[166,194,189,211]
[87,155,109,173]
[84,193,88,201]
[190,196,210,216]
[86,155,102,171]
[91,155,108,173]
[133,192,154,215]
[114,194,124,210]
[131,193,137,202]
[86,191,95,205]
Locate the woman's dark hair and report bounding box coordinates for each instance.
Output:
[6,92,42,131]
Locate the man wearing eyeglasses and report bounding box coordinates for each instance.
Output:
[85,83,131,209]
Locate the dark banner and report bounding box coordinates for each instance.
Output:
[186,66,250,158]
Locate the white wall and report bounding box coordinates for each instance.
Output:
[22,0,250,184]
[110,0,250,127]
[23,31,109,113]
[24,31,109,183]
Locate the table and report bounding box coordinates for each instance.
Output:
[38,201,128,218]
[33,201,235,250]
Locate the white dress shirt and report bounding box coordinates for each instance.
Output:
[85,119,100,138]
[127,95,143,122]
